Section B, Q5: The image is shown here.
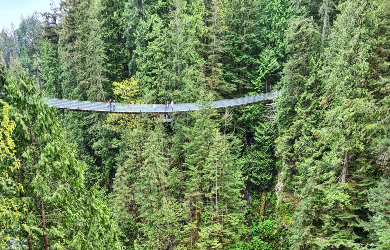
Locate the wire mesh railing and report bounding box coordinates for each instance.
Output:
[44,91,280,114]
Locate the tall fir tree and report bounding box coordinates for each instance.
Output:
[101,0,129,90]
[40,38,61,98]
[1,62,122,249]
[59,0,120,191]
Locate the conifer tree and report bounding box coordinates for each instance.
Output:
[221,0,257,96]
[283,1,390,248]
[202,0,231,97]
[1,62,122,249]
[132,3,170,103]
[251,0,294,93]
[101,0,129,87]
[59,0,119,191]
[73,0,106,101]
[123,0,147,77]
[244,121,277,193]
[183,97,245,248]
[112,116,147,248]
[133,0,206,103]
[59,0,78,100]
[40,38,61,98]
[135,120,187,249]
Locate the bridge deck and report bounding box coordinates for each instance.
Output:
[44,91,279,114]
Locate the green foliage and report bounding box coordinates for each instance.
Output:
[221,0,257,96]
[59,0,120,192]
[360,178,390,249]
[0,63,122,249]
[0,101,22,249]
[40,38,61,98]
[3,0,390,248]
[235,219,279,250]
[243,121,277,192]
[251,0,295,93]
[101,0,130,89]
[133,0,206,103]
[274,1,390,249]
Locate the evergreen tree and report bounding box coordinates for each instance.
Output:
[283,1,390,248]
[1,62,122,249]
[59,0,78,100]
[135,120,187,249]
[360,178,390,249]
[59,0,119,191]
[133,0,206,103]
[202,0,231,97]
[112,116,147,248]
[221,0,257,97]
[40,38,61,98]
[73,0,106,102]
[183,97,245,248]
[251,0,294,93]
[244,121,277,193]
[0,25,18,69]
[14,13,43,81]
[101,0,129,88]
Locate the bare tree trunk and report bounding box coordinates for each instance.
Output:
[36,60,41,92]
[322,0,329,40]
[341,151,348,182]
[259,191,266,221]
[141,0,144,20]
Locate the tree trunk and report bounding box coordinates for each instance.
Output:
[28,107,49,249]
[28,118,37,166]
[141,0,144,20]
[215,163,218,210]
[259,191,266,221]
[341,151,348,182]
[39,194,50,250]
[204,0,208,26]
[19,180,33,250]
[322,0,329,40]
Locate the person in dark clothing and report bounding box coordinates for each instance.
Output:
[109,99,112,112]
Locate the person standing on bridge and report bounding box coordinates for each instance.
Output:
[153,103,156,112]
[113,100,116,111]
[171,100,174,111]
[106,100,109,111]
[109,99,112,112]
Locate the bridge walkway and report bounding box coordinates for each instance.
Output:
[45,91,279,114]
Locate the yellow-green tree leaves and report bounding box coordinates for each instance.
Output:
[0,102,22,249]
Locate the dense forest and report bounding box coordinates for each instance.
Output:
[0,0,389,249]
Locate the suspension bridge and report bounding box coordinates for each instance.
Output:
[44,91,279,114]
